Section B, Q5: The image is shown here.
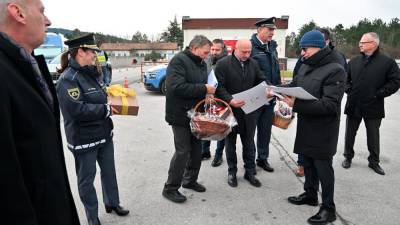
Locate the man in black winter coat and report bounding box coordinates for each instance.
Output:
[162,35,215,203]
[0,0,80,224]
[215,39,265,188]
[341,32,400,175]
[281,30,345,225]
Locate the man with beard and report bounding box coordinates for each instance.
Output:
[201,38,228,167]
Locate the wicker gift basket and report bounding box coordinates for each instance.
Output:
[272,100,295,129]
[188,97,237,140]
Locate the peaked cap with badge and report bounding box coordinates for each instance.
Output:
[64,33,100,51]
[254,17,277,29]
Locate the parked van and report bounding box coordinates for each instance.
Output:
[34,32,67,63]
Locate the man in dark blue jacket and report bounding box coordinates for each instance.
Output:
[250,17,281,172]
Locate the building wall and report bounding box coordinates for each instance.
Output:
[183,29,286,58]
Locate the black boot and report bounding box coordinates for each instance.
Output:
[162,189,187,203]
[105,205,130,216]
[211,155,223,167]
[288,192,318,206]
[307,207,336,224]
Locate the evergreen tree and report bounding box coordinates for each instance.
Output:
[160,16,183,48]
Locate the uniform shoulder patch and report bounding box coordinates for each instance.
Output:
[67,87,80,100]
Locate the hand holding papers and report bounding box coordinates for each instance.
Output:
[268,85,317,100]
[232,81,271,114]
[207,69,218,88]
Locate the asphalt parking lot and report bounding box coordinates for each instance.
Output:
[62,68,400,225]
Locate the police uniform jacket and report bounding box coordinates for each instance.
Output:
[0,33,80,225]
[344,49,400,119]
[165,48,208,127]
[56,59,113,153]
[288,47,346,159]
[215,54,265,134]
[250,33,281,85]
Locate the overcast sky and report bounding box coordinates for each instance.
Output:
[42,0,399,39]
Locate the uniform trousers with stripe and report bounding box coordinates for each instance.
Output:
[74,139,120,220]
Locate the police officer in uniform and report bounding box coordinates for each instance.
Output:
[56,34,129,225]
[250,17,281,173]
[97,50,112,86]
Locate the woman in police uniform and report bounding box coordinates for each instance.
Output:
[56,34,129,225]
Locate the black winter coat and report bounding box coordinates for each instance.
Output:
[344,49,400,118]
[215,55,265,134]
[0,34,80,225]
[57,59,113,153]
[165,48,208,127]
[288,47,346,159]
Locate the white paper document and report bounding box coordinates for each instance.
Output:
[269,86,317,100]
[207,69,218,87]
[232,81,271,114]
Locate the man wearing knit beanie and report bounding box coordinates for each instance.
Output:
[299,30,326,49]
[280,29,346,224]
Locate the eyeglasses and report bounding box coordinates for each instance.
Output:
[359,41,374,45]
[301,48,308,52]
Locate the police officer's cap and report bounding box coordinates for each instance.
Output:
[64,33,100,52]
[255,17,277,29]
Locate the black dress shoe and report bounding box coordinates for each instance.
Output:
[288,192,318,206]
[257,160,274,172]
[211,155,223,167]
[162,189,187,203]
[105,205,129,216]
[342,158,352,169]
[202,151,211,160]
[182,182,206,192]
[244,173,261,187]
[368,163,385,175]
[307,208,336,224]
[227,173,238,187]
[88,217,101,225]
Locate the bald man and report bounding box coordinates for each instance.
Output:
[0,0,80,224]
[215,39,265,187]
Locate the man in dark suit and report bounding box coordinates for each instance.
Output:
[0,0,80,224]
[342,32,400,175]
[215,39,265,188]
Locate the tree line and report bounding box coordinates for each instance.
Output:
[286,18,400,58]
[49,16,184,49]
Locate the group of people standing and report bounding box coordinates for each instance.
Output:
[1,0,399,224]
[161,17,400,225]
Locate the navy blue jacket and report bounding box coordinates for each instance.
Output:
[56,59,113,153]
[250,33,281,85]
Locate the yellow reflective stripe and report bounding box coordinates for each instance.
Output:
[97,55,106,62]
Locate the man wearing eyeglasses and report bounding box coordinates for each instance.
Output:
[281,30,345,225]
[341,32,400,175]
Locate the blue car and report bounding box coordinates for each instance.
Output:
[143,64,168,94]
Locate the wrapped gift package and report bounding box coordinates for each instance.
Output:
[107,85,139,116]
